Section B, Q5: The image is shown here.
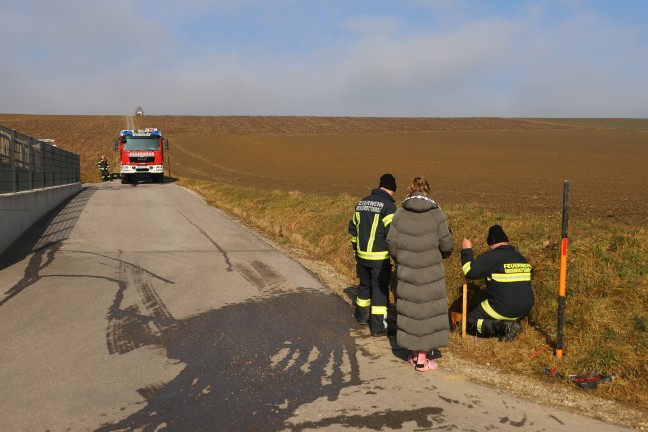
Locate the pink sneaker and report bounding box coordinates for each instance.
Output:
[415,359,438,372]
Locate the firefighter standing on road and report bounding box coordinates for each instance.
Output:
[98,155,111,182]
[348,174,397,336]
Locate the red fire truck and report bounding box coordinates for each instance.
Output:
[114,128,168,184]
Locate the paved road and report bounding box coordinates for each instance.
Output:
[0,181,633,431]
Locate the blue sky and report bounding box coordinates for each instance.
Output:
[1,0,647,117]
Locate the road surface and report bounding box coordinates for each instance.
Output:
[0,181,634,431]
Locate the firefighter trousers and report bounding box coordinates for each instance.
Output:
[354,259,391,333]
[466,301,517,337]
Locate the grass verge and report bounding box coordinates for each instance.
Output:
[178,176,648,409]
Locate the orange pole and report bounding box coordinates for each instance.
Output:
[559,239,568,298]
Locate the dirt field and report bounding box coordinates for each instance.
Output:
[159,116,648,226]
[1,114,647,225]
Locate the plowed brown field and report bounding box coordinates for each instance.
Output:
[2,114,647,225]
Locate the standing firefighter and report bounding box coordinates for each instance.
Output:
[98,155,111,182]
[349,174,397,336]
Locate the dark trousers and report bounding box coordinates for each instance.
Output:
[467,301,520,337]
[355,259,391,332]
[100,168,110,181]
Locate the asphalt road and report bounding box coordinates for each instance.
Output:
[0,181,634,432]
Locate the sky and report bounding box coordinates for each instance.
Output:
[1,0,647,117]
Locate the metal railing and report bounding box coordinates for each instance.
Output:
[0,125,80,194]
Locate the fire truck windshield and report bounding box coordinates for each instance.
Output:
[123,136,160,151]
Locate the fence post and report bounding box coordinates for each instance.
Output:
[10,129,17,193]
[28,137,35,191]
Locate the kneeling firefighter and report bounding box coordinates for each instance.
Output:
[461,224,535,341]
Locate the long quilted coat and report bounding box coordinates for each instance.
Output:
[386,192,454,351]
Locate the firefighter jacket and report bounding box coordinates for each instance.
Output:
[97,159,110,170]
[461,245,534,319]
[348,188,396,264]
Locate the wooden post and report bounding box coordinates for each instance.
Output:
[462,281,468,338]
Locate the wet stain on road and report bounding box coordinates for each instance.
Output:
[235,260,286,292]
[97,283,361,431]
[499,414,528,427]
[0,242,61,307]
[283,406,445,431]
[175,208,234,272]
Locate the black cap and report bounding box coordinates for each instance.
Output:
[379,173,397,192]
[487,224,509,245]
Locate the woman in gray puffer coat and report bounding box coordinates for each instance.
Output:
[386,176,454,372]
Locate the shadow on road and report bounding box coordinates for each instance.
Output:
[0,186,97,307]
[0,186,96,271]
[96,286,361,432]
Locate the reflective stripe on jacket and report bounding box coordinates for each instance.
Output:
[348,188,396,263]
[461,244,534,318]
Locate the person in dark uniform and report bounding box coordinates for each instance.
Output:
[98,155,111,182]
[461,224,534,341]
[348,174,397,336]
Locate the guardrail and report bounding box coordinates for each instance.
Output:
[0,125,80,194]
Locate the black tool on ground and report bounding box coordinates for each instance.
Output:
[569,372,615,389]
[543,368,564,378]
[542,368,614,389]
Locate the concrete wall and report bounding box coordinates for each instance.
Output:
[0,183,82,255]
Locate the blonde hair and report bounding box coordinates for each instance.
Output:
[407,176,430,196]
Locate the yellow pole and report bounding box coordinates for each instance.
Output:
[462,281,467,338]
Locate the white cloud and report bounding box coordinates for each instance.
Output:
[1,1,647,117]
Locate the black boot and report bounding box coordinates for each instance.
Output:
[354,305,370,325]
[369,313,388,337]
[476,319,501,338]
[498,320,523,342]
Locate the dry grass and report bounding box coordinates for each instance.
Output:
[445,210,648,407]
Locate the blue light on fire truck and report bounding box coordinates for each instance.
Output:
[120,130,134,136]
